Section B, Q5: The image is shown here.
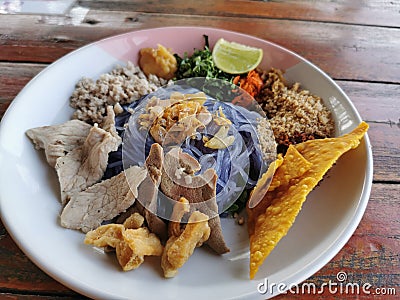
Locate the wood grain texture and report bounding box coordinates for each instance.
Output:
[1,11,399,82]
[78,0,400,28]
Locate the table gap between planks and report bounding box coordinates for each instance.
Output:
[0,1,399,299]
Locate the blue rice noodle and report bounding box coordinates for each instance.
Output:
[103,85,270,214]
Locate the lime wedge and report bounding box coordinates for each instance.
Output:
[212,38,263,74]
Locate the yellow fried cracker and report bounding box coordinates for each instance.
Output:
[84,224,125,248]
[247,146,312,236]
[249,121,369,279]
[295,122,369,177]
[247,154,284,235]
[269,146,312,192]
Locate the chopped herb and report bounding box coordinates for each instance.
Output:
[174,35,235,82]
[226,189,249,215]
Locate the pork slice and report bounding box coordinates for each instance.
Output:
[56,123,121,205]
[137,143,167,240]
[102,105,120,139]
[60,165,147,233]
[160,148,230,254]
[26,119,91,167]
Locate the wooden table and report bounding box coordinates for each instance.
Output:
[0,1,399,299]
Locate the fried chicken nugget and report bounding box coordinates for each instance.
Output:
[248,122,369,279]
[162,211,211,278]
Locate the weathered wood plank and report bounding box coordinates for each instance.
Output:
[364,122,400,182]
[1,183,398,298]
[78,0,400,28]
[339,81,400,182]
[340,81,400,123]
[0,222,76,295]
[0,294,83,300]
[0,63,46,119]
[1,11,399,82]
[0,63,45,101]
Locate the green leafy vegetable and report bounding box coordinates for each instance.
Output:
[226,190,248,215]
[174,35,235,81]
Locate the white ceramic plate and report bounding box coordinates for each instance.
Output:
[0,27,373,299]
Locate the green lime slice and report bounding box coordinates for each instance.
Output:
[212,38,263,74]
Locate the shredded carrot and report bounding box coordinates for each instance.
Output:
[233,75,241,85]
[235,70,263,97]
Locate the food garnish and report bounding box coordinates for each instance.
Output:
[247,121,369,279]
[233,70,264,97]
[148,97,211,145]
[212,38,263,74]
[256,68,335,154]
[203,124,235,149]
[174,35,234,81]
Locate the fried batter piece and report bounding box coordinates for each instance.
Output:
[84,222,163,272]
[161,211,211,278]
[168,197,190,237]
[116,240,145,271]
[123,228,163,257]
[123,212,145,229]
[84,224,125,248]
